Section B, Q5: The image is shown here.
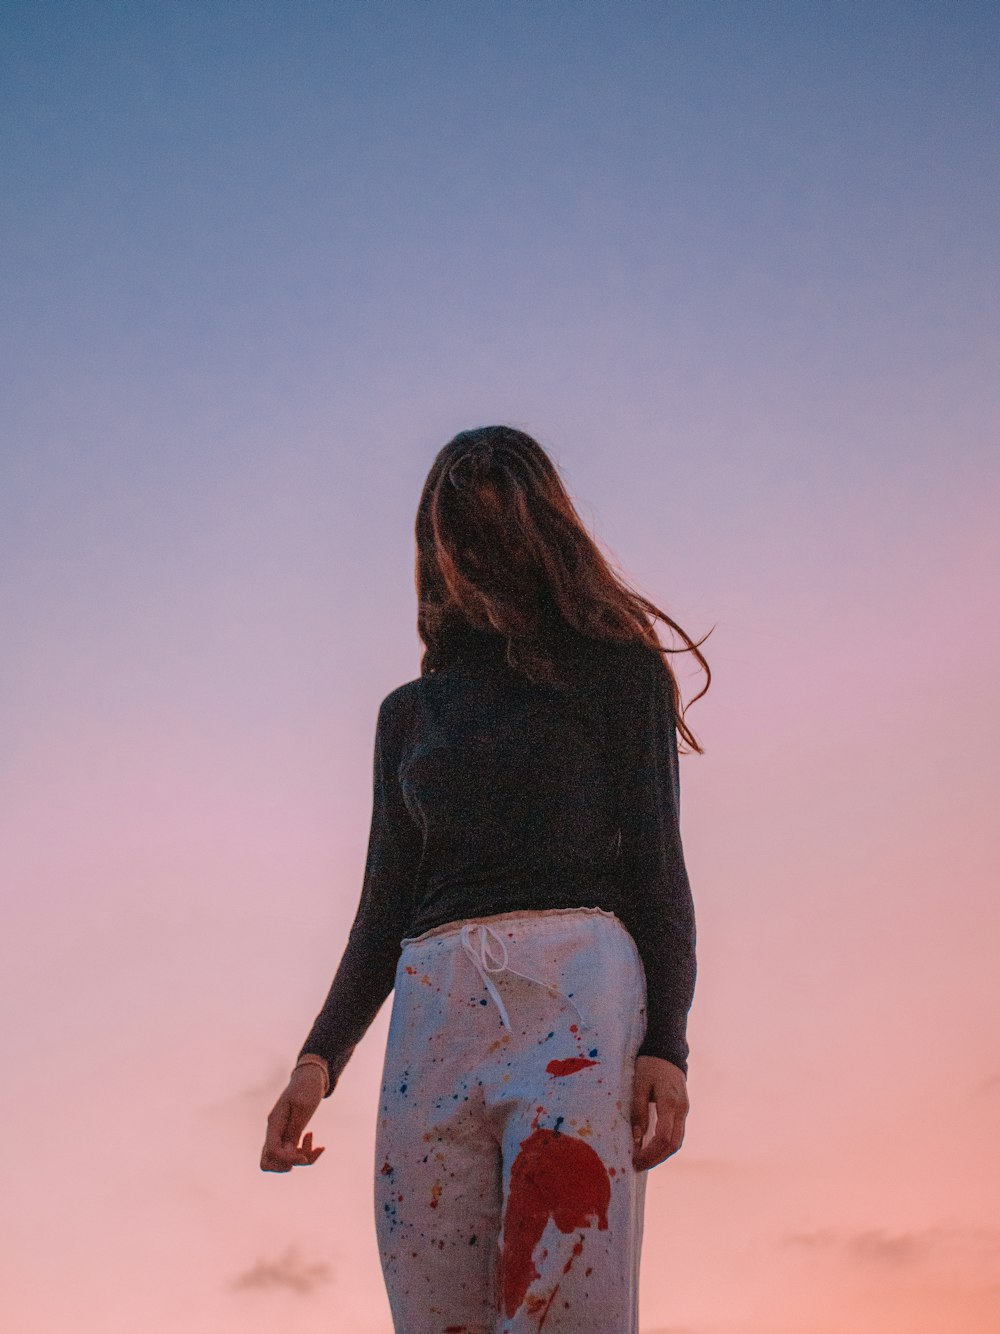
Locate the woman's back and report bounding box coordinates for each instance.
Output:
[297,622,696,1092]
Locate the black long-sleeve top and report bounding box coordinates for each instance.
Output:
[297,621,697,1095]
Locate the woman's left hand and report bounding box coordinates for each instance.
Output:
[630,1055,689,1171]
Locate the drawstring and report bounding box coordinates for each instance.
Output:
[459,922,589,1033]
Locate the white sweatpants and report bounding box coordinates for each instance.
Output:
[374,905,650,1333]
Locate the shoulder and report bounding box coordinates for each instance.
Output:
[587,639,676,732]
[377,677,422,724]
[587,635,667,690]
[371,680,423,760]
[381,676,421,707]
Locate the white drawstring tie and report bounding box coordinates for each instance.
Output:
[459,922,589,1033]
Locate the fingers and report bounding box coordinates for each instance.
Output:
[298,1132,326,1164]
[630,1069,652,1154]
[633,1106,685,1172]
[260,1133,326,1172]
[631,1105,650,1160]
[631,1060,689,1172]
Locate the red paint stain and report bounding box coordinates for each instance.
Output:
[523,1235,587,1331]
[562,1236,584,1274]
[545,1056,599,1077]
[404,965,417,974]
[526,1289,556,1325]
[499,1127,611,1319]
[380,1160,394,1174]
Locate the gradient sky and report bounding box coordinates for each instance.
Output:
[2,2,999,1331]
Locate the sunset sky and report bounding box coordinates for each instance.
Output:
[2,2,999,1331]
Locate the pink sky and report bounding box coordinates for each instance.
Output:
[2,3,999,1331]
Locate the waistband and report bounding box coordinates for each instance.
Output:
[400,904,621,948]
[399,906,624,1036]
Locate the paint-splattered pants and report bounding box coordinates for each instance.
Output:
[374,905,649,1333]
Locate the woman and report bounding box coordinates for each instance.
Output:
[260,425,710,1333]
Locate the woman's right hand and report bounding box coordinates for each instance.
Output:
[630,1055,689,1172]
[260,1066,328,1172]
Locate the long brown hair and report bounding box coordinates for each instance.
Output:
[415,425,712,755]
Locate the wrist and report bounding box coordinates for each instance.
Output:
[293,1054,331,1097]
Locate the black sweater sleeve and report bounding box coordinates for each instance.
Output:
[611,648,697,1075]
[296,689,422,1096]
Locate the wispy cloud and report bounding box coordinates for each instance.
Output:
[198,1063,289,1117]
[784,1223,1000,1269]
[788,1226,925,1266]
[229,1243,333,1295]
